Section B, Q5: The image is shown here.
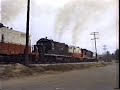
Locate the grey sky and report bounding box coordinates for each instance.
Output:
[0,0,119,54]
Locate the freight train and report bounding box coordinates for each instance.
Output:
[0,23,95,64]
[0,37,95,64]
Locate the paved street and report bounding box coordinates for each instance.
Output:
[0,63,119,90]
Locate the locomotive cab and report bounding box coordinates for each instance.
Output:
[36,38,53,53]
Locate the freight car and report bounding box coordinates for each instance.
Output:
[0,23,32,63]
[0,42,32,64]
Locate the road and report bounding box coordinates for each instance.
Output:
[0,63,119,90]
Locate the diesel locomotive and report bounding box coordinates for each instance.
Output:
[31,37,95,63]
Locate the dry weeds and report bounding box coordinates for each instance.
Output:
[0,62,111,79]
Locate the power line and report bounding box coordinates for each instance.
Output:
[90,32,99,61]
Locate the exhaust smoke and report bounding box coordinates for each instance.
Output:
[1,0,27,23]
[55,0,117,45]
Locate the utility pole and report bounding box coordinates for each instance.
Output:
[25,0,30,66]
[103,45,107,54]
[90,32,99,61]
[103,45,107,62]
[103,45,110,62]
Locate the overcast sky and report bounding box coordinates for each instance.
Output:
[0,0,119,54]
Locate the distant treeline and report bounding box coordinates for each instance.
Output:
[98,49,119,62]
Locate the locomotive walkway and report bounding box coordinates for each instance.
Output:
[0,63,118,90]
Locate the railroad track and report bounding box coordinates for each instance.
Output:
[29,62,99,66]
